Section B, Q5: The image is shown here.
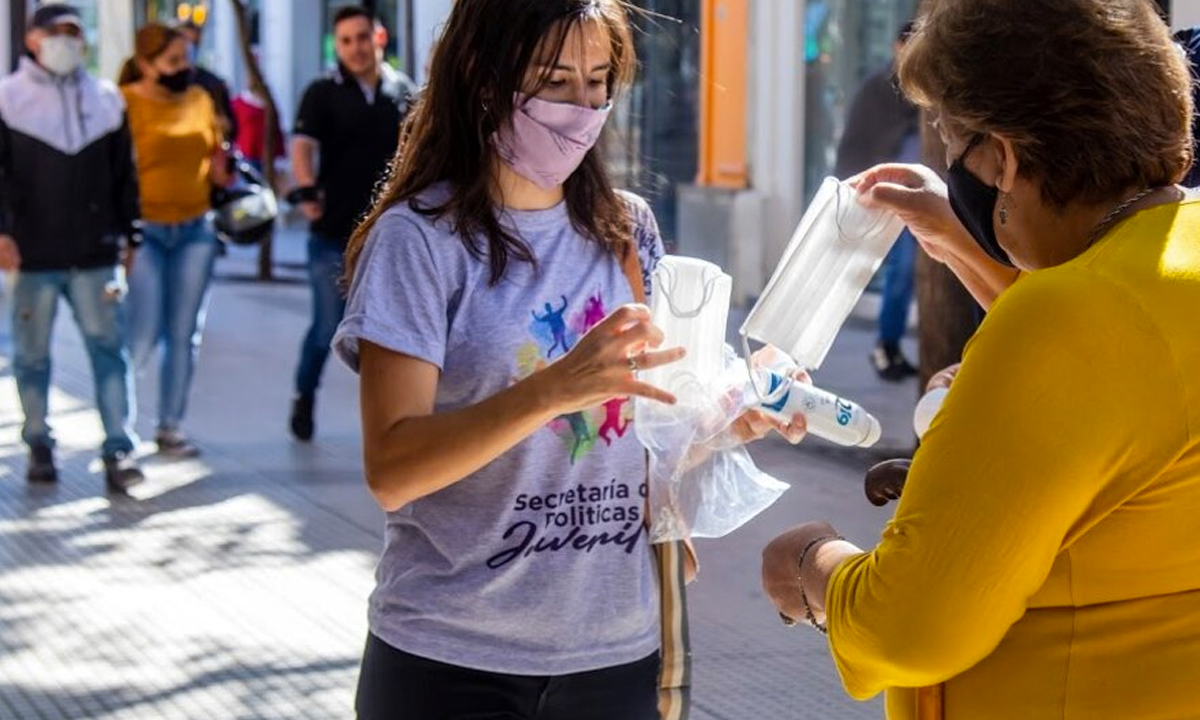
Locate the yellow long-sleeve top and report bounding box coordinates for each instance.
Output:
[122,86,218,224]
[827,199,1200,720]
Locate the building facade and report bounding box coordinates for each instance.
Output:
[3,0,1192,302]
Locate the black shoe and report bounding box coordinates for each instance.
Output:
[870,342,919,382]
[27,444,58,483]
[155,429,201,459]
[103,452,145,492]
[290,394,315,442]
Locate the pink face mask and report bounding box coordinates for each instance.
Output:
[492,94,612,189]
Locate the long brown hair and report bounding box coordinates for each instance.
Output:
[345,0,637,285]
[118,23,184,86]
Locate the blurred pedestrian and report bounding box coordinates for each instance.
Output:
[286,5,414,442]
[333,1,805,717]
[835,21,921,381]
[119,23,232,458]
[0,3,144,490]
[231,86,284,174]
[178,19,237,142]
[765,1,1200,718]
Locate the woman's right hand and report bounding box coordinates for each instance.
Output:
[540,304,685,414]
[851,163,970,265]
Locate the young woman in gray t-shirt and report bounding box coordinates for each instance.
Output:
[334,1,806,717]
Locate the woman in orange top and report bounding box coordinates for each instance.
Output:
[119,24,230,458]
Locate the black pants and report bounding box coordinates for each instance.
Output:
[355,633,660,720]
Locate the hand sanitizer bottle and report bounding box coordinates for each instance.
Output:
[913,387,949,439]
[755,369,882,448]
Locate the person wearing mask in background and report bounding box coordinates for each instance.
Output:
[178,19,237,142]
[119,23,232,459]
[0,3,144,490]
[834,21,921,381]
[287,5,414,442]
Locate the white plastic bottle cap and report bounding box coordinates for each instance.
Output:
[859,415,883,448]
[913,387,950,439]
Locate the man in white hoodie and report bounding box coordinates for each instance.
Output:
[0,4,144,491]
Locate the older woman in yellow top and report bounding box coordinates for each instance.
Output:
[761,1,1200,718]
[119,23,230,458]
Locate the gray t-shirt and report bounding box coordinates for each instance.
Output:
[333,185,665,675]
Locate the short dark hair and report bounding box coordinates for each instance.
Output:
[333,6,373,29]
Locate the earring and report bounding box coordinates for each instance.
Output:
[998,192,1010,226]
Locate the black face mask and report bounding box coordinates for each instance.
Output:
[946,136,1016,268]
[156,68,193,94]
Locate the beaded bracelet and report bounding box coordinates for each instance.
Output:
[797,534,845,635]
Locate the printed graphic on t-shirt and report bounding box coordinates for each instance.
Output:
[515,288,635,465]
[486,286,648,573]
[485,478,646,570]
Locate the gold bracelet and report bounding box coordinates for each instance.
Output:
[797,534,844,635]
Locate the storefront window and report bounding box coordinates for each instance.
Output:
[138,1,211,25]
[70,0,101,75]
[803,0,918,203]
[614,1,701,248]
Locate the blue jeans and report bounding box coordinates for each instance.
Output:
[295,233,347,397]
[11,266,137,456]
[878,227,916,345]
[128,216,219,432]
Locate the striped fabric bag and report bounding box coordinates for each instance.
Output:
[620,243,695,720]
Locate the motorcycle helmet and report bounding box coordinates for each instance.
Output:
[212,154,279,245]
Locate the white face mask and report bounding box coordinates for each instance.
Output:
[38,35,85,77]
[639,256,732,401]
[740,176,904,373]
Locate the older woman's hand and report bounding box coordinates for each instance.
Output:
[762,521,843,624]
[853,163,1020,310]
[764,522,864,629]
[851,164,970,265]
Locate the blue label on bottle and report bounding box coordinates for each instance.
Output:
[762,372,791,413]
[835,399,853,426]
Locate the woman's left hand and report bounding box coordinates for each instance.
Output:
[725,347,809,446]
[727,408,807,446]
[761,520,842,624]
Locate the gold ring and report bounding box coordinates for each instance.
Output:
[627,355,639,373]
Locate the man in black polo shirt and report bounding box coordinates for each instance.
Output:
[288,5,414,441]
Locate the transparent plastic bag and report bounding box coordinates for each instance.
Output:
[635,257,788,542]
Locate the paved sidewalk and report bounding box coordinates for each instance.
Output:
[0,229,918,719]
